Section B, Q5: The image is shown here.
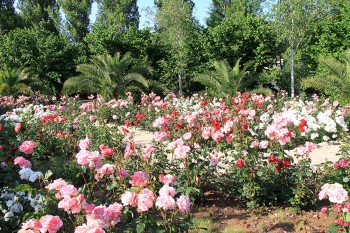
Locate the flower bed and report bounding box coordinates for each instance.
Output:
[0,92,350,232]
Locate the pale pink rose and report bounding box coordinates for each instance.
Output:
[250,140,259,148]
[296,146,308,155]
[123,142,135,159]
[74,224,105,233]
[174,145,191,159]
[319,183,349,204]
[305,141,316,153]
[15,123,22,133]
[60,184,78,197]
[154,131,167,142]
[168,138,184,149]
[45,178,68,191]
[327,183,349,204]
[129,171,148,187]
[211,130,224,143]
[58,196,81,213]
[21,219,42,231]
[156,195,176,211]
[183,132,192,140]
[121,191,138,207]
[39,215,63,233]
[18,141,36,154]
[159,185,177,197]
[86,213,107,229]
[176,195,191,213]
[137,188,155,213]
[82,201,95,213]
[141,144,155,160]
[89,115,98,121]
[99,145,113,157]
[159,174,177,185]
[14,156,32,168]
[202,127,212,139]
[209,154,221,166]
[79,136,92,150]
[259,140,269,149]
[107,202,123,225]
[96,164,115,175]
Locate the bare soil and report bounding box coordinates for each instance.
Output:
[192,191,336,233]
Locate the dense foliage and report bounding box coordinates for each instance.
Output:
[0,0,349,99]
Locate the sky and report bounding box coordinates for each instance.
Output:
[91,0,212,28]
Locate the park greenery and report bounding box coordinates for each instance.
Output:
[0,0,349,102]
[2,0,350,232]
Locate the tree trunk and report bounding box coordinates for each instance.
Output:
[178,73,183,96]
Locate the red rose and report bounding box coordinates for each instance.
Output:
[282,158,291,168]
[236,159,244,168]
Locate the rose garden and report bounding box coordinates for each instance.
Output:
[0,91,349,232]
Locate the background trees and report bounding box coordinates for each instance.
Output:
[0,0,349,102]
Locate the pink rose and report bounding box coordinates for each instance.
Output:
[320,206,328,214]
[121,191,138,207]
[183,132,192,140]
[18,141,36,155]
[319,183,349,204]
[15,123,22,133]
[159,174,177,185]
[79,136,92,150]
[174,145,191,159]
[14,156,32,168]
[156,195,176,211]
[259,140,269,149]
[141,144,155,160]
[21,219,42,231]
[60,184,78,197]
[99,145,113,157]
[176,195,191,212]
[46,178,68,191]
[74,224,105,233]
[129,171,148,187]
[159,185,177,197]
[58,196,81,213]
[96,164,115,175]
[39,215,63,233]
[89,115,98,121]
[137,188,155,213]
[154,131,167,142]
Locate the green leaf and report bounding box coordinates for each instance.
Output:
[107,181,118,190]
[15,184,32,192]
[328,223,340,233]
[44,170,53,182]
[136,222,146,233]
[257,170,263,176]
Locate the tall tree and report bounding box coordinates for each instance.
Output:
[156,0,195,94]
[17,0,60,31]
[271,0,328,97]
[206,0,264,27]
[95,0,139,31]
[0,0,22,34]
[58,0,92,43]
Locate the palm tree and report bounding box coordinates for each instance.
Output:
[0,67,51,96]
[62,53,154,100]
[195,59,261,97]
[301,50,350,104]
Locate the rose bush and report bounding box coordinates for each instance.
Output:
[0,92,349,232]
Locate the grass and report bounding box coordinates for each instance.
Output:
[190,217,219,233]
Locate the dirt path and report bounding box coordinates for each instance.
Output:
[127,128,342,167]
